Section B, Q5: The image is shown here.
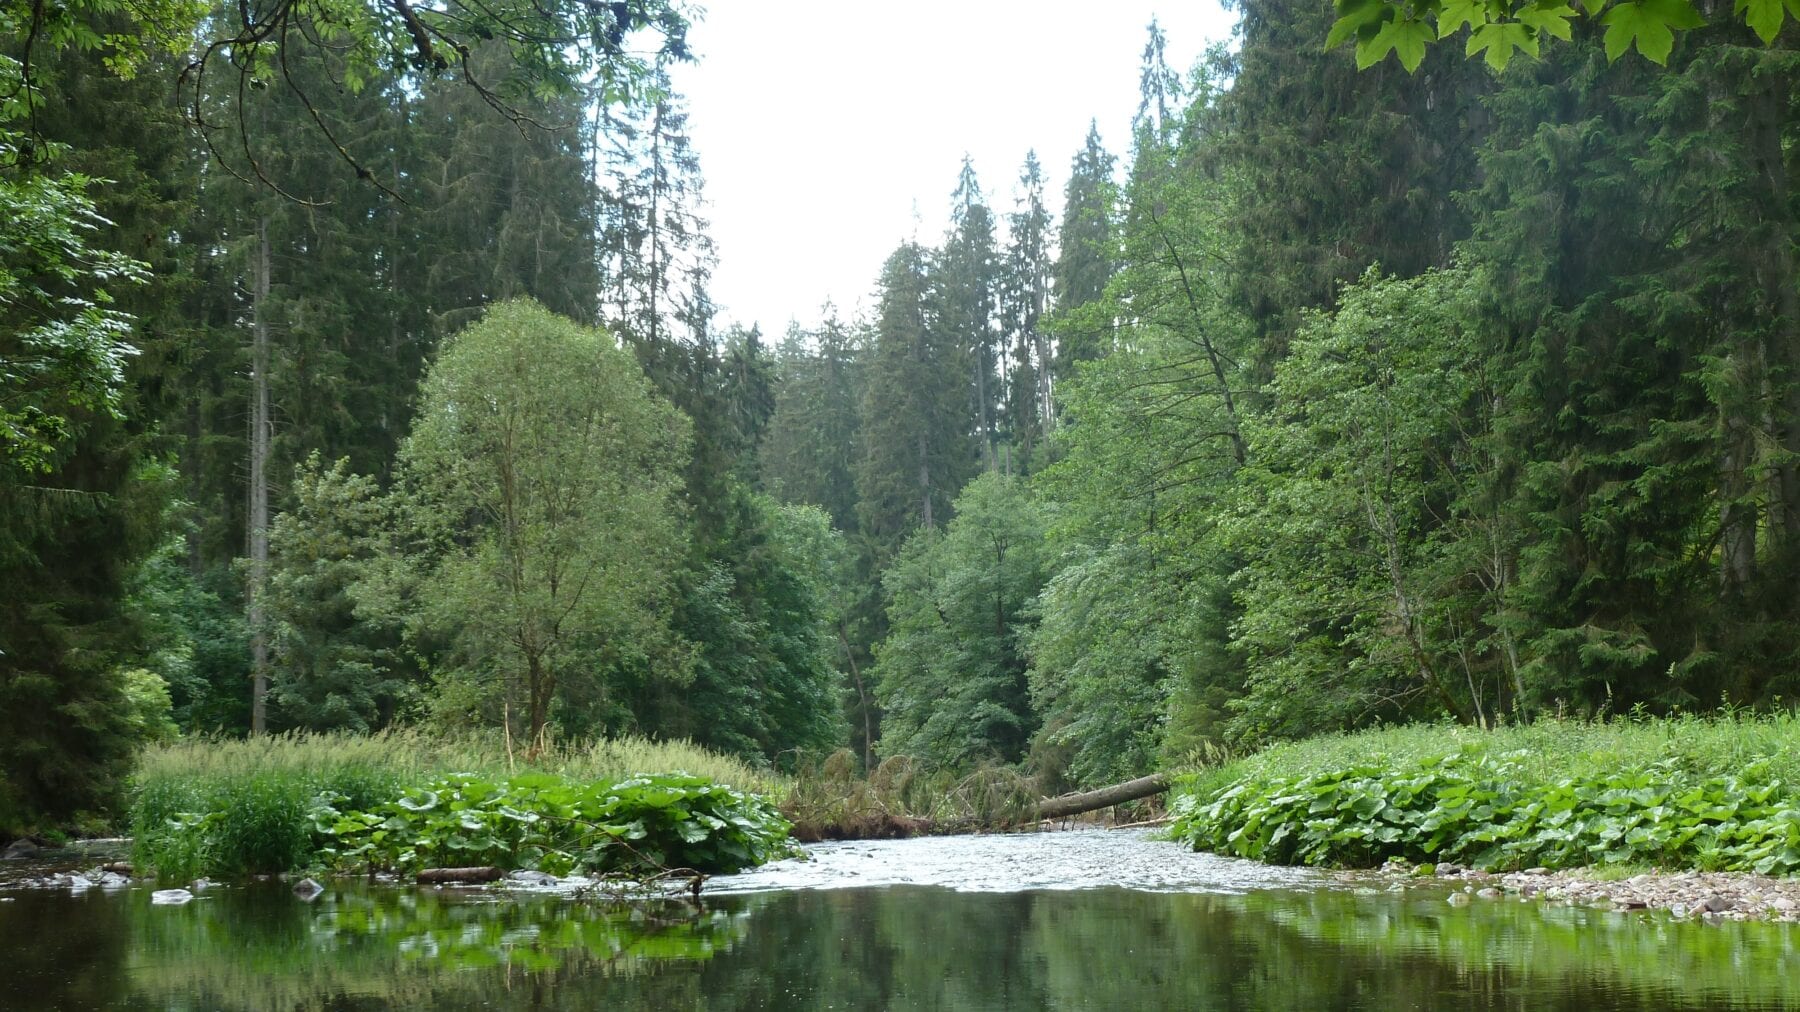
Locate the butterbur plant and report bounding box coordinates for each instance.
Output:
[1172,753,1800,875]
[317,772,795,877]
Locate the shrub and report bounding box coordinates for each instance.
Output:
[317,771,794,877]
[130,730,788,880]
[1172,721,1800,874]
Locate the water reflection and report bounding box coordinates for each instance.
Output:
[2,873,1797,1009]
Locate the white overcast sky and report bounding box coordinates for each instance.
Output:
[666,1,1239,334]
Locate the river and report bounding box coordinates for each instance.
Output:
[1,829,1794,1009]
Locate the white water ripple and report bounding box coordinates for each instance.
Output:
[703,828,1324,895]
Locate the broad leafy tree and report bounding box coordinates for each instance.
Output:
[873,473,1048,767]
[392,300,689,747]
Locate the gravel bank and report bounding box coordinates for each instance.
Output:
[1359,860,1800,922]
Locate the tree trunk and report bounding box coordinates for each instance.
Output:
[1746,71,1800,552]
[526,653,551,753]
[918,430,934,529]
[1033,325,1056,430]
[416,867,504,884]
[975,336,996,471]
[839,622,876,771]
[1036,773,1171,821]
[248,217,272,736]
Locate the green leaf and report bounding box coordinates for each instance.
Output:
[1436,0,1489,37]
[1602,0,1702,63]
[1736,0,1786,42]
[1467,21,1540,68]
[1519,2,1578,40]
[1328,0,1391,48]
[1358,16,1436,70]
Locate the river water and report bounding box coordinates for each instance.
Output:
[2,829,1795,1010]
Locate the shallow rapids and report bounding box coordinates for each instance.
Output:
[704,826,1325,894]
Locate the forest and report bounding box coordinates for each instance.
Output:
[3,0,1799,840]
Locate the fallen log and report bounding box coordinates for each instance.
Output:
[416,866,503,885]
[1108,816,1175,831]
[1036,773,1171,822]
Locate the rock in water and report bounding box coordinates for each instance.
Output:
[292,877,324,902]
[1,839,40,860]
[151,889,194,906]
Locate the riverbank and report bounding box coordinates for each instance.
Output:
[121,732,792,882]
[1356,860,1800,922]
[1170,714,1800,880]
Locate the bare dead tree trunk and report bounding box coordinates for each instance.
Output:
[918,430,934,530]
[975,338,996,471]
[416,867,504,884]
[248,217,272,736]
[1036,774,1171,821]
[839,622,876,771]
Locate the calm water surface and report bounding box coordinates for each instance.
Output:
[2,830,1795,1010]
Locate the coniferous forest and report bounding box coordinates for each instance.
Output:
[5,0,1800,841]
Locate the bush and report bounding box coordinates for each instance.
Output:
[318,772,795,876]
[1171,715,1800,874]
[129,731,791,880]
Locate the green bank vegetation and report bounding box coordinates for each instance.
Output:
[1172,715,1800,874]
[130,732,790,881]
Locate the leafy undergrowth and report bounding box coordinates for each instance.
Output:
[319,772,794,877]
[131,732,790,881]
[1171,716,1800,875]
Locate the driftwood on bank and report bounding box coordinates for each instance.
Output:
[1035,773,1172,822]
[416,866,503,885]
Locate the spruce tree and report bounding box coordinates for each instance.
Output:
[1000,151,1055,473]
[934,159,1003,473]
[1049,122,1118,378]
[856,242,974,556]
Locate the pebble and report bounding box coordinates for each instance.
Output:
[1368,861,1800,923]
[151,889,193,906]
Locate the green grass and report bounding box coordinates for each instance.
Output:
[130,730,784,881]
[1171,713,1800,875]
[1181,711,1800,797]
[137,728,781,797]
